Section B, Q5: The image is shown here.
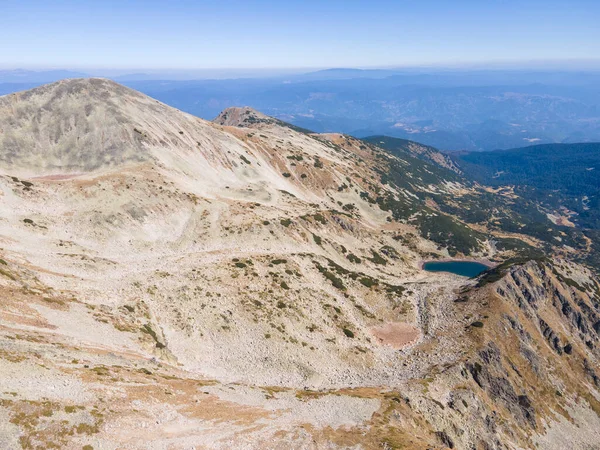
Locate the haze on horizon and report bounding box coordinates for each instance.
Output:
[2,0,599,71]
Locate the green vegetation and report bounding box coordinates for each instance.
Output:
[342,328,355,338]
[312,234,323,246]
[313,213,327,224]
[365,135,596,266]
[368,250,387,265]
[359,277,378,288]
[454,142,600,267]
[314,262,346,290]
[346,253,361,264]
[271,259,287,265]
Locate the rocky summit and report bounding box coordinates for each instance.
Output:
[0,79,599,449]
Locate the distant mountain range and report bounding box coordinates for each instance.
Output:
[1,68,600,151]
[0,69,88,82]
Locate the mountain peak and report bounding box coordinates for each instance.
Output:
[213,106,269,127]
[213,106,315,135]
[0,78,202,175]
[5,77,141,101]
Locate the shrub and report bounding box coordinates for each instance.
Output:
[342,328,355,338]
[282,172,292,178]
[471,321,484,328]
[347,253,361,264]
[313,213,327,224]
[312,234,323,246]
[359,277,378,288]
[280,218,292,227]
[315,263,346,290]
[271,259,287,265]
[368,250,387,265]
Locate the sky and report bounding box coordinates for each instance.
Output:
[1,0,599,70]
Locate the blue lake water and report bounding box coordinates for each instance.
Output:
[423,261,489,278]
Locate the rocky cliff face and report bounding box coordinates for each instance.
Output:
[422,260,600,449]
[0,80,598,449]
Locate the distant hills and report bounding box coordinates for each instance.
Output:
[0,69,88,82]
[454,142,600,231]
[119,71,600,151]
[455,142,600,195]
[2,68,600,151]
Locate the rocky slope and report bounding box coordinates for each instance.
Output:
[0,79,598,449]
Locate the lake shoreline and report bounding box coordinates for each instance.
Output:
[420,258,496,278]
[418,257,497,270]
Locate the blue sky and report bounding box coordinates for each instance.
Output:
[2,0,599,70]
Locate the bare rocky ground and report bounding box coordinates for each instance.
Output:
[0,79,599,449]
